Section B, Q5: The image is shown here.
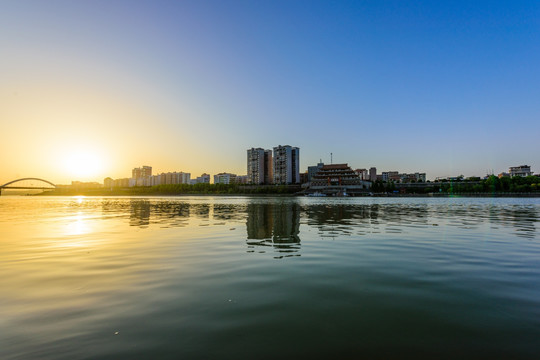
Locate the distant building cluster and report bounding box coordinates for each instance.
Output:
[94,148,535,194]
[104,166,211,188]
[57,181,103,190]
[244,144,433,196]
[379,171,426,183]
[103,177,130,188]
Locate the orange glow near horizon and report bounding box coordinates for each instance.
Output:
[0,80,246,186]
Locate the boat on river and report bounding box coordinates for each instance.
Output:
[306,192,327,197]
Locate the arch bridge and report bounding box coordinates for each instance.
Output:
[0,178,56,195]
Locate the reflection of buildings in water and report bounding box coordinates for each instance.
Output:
[246,203,273,239]
[154,202,191,227]
[305,204,365,225]
[129,200,151,227]
[107,199,539,240]
[436,203,539,239]
[491,205,538,239]
[213,204,247,222]
[369,204,379,221]
[302,203,428,225]
[305,204,363,237]
[383,204,429,226]
[272,203,301,243]
[191,203,210,219]
[127,201,192,228]
[246,202,301,255]
[360,204,430,226]
[304,203,431,236]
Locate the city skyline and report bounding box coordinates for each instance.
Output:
[93,158,534,186]
[2,1,539,184]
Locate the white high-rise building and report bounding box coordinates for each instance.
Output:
[247,148,273,184]
[273,145,300,185]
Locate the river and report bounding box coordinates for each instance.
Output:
[1,196,539,359]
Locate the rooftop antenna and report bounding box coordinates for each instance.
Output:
[330,153,333,164]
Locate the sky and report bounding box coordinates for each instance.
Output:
[1,0,539,184]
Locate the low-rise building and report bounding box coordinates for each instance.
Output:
[382,171,399,182]
[309,163,371,194]
[235,175,249,184]
[379,171,426,183]
[191,173,211,185]
[214,173,237,184]
[113,178,130,188]
[307,162,324,182]
[402,172,426,183]
[140,172,191,186]
[75,181,102,189]
[354,169,369,181]
[509,165,532,177]
[104,177,113,189]
[69,181,102,189]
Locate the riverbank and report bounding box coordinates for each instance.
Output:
[34,185,301,197]
[32,189,540,198]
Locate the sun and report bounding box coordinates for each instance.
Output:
[63,151,103,179]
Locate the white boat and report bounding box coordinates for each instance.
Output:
[306,192,327,197]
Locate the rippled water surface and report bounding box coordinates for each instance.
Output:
[1,196,540,359]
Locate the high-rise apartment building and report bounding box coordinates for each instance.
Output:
[132,165,152,179]
[369,167,377,182]
[247,148,273,184]
[273,145,300,184]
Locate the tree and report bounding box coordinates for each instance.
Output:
[484,175,500,192]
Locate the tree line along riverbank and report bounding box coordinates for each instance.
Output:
[32,175,540,197]
[373,175,540,194]
[38,183,302,196]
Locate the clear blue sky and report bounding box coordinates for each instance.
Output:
[1,0,539,182]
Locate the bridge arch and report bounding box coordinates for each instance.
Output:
[1,178,56,188]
